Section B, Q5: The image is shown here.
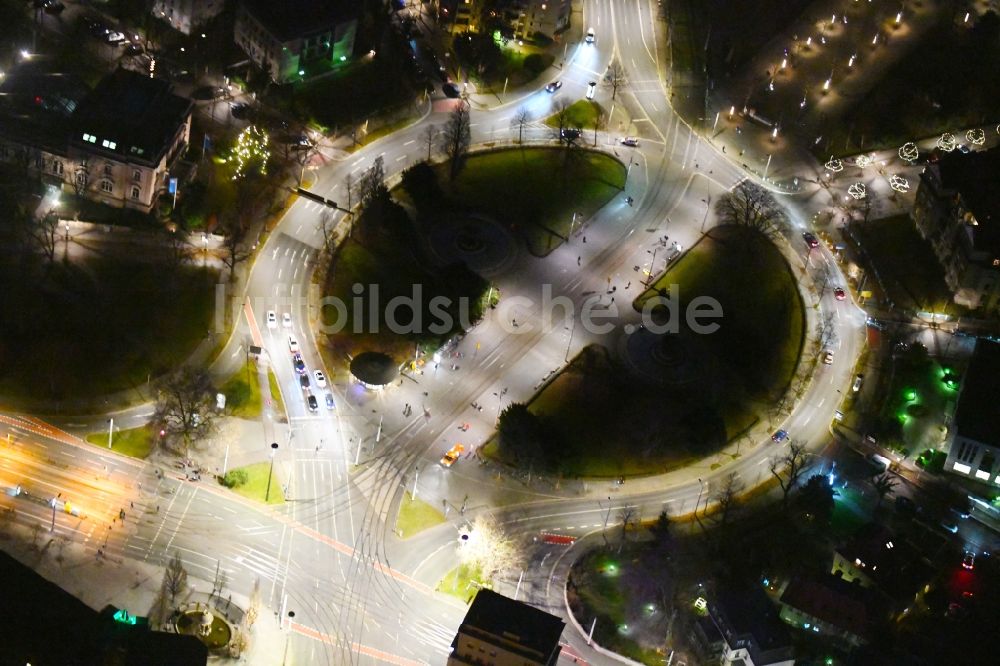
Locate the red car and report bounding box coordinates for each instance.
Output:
[834,287,846,300]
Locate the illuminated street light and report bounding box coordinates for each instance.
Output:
[848,53,856,67]
[823,77,831,91]
[899,142,919,162]
[872,34,878,46]
[848,182,867,200]
[895,12,902,25]
[771,126,779,140]
[889,174,910,193]
[966,128,986,145]
[780,58,787,70]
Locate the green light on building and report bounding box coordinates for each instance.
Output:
[113,609,137,625]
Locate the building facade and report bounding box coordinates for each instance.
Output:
[944,339,1000,486]
[440,0,571,40]
[708,586,795,666]
[447,589,564,666]
[911,148,1000,312]
[234,0,357,83]
[0,68,192,214]
[151,0,224,35]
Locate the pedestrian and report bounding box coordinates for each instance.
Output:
[130,501,133,509]
[625,281,631,289]
[156,505,160,513]
[577,256,581,265]
[611,296,615,303]
[739,149,744,156]
[582,236,586,243]
[722,145,726,153]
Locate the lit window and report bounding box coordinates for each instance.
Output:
[953,462,972,474]
[102,140,110,148]
[109,141,116,150]
[101,180,113,193]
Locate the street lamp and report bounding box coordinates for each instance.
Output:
[264,442,278,502]
[282,610,296,665]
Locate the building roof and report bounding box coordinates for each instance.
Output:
[954,339,1000,447]
[0,550,207,665]
[455,589,564,664]
[240,0,357,41]
[69,68,191,167]
[780,575,875,639]
[350,351,399,386]
[936,147,1000,258]
[710,584,793,665]
[0,67,90,155]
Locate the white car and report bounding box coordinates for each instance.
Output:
[586,81,596,100]
[266,310,277,329]
[288,335,300,354]
[585,27,595,44]
[822,350,835,365]
[313,370,327,388]
[282,312,292,328]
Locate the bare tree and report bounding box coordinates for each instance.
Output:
[552,99,572,144]
[421,123,437,161]
[357,155,388,209]
[711,473,744,526]
[154,367,217,454]
[769,441,809,504]
[318,209,338,257]
[511,106,530,144]
[458,513,522,585]
[344,172,354,212]
[219,218,252,280]
[33,211,59,263]
[606,60,625,101]
[593,107,606,147]
[163,551,188,604]
[714,180,787,238]
[870,473,898,511]
[440,101,472,180]
[246,577,261,628]
[616,505,639,552]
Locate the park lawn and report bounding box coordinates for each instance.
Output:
[852,215,961,316]
[226,462,285,505]
[437,148,625,256]
[397,492,447,539]
[638,225,805,397]
[437,563,485,603]
[220,367,262,419]
[0,255,218,404]
[544,100,605,130]
[85,425,154,459]
[268,370,285,416]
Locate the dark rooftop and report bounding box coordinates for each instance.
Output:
[0,549,207,666]
[69,68,191,166]
[710,583,793,664]
[0,67,90,154]
[455,589,564,664]
[954,339,1000,447]
[937,147,1000,257]
[780,575,878,639]
[241,0,358,41]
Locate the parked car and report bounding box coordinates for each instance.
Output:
[545,80,562,93]
[852,374,864,392]
[442,82,460,98]
[771,429,789,443]
[621,137,639,147]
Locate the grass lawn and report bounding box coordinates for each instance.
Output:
[505,226,802,477]
[544,100,605,130]
[224,462,285,505]
[438,148,625,256]
[268,370,285,416]
[638,225,805,396]
[0,255,218,404]
[437,563,485,603]
[85,425,154,459]
[220,366,262,419]
[396,492,446,539]
[851,215,961,315]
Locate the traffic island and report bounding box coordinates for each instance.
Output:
[396,492,446,539]
[84,425,155,459]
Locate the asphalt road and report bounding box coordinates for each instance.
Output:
[4,1,870,664]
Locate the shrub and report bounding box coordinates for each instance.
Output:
[523,53,547,74]
[221,469,248,488]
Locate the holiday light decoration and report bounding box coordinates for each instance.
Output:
[889,175,910,193]
[936,133,957,152]
[966,128,985,145]
[232,125,270,180]
[825,157,844,172]
[855,154,873,168]
[898,142,919,162]
[848,182,867,200]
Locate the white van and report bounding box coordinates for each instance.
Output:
[586,28,595,44]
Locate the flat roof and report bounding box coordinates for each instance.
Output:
[937,147,1000,257]
[69,68,191,166]
[241,0,357,41]
[458,589,564,662]
[954,339,1000,447]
